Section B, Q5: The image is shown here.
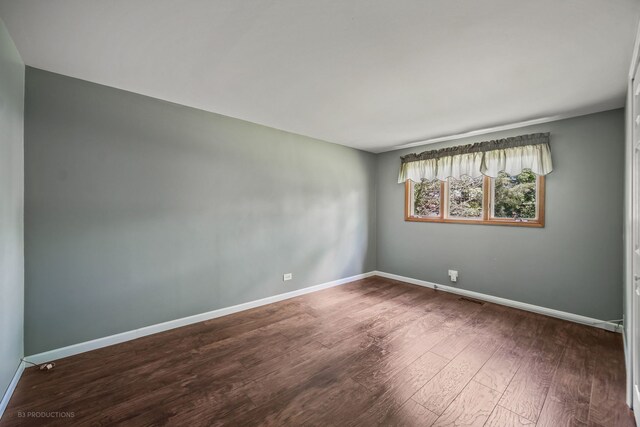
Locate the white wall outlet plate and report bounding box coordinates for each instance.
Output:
[448,270,458,282]
[283,273,293,281]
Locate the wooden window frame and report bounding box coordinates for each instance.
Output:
[405,175,545,227]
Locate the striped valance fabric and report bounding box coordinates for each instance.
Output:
[397,133,553,183]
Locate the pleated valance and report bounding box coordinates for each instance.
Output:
[397,132,553,183]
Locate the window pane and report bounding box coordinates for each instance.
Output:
[413,179,441,217]
[448,176,483,218]
[493,170,537,219]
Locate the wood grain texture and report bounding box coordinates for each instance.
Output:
[350,351,448,426]
[485,405,535,426]
[432,380,501,426]
[379,398,439,427]
[473,341,524,393]
[498,326,566,422]
[412,336,499,415]
[587,330,636,427]
[0,277,632,426]
[536,324,597,427]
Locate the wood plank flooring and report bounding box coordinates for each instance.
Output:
[0,277,634,426]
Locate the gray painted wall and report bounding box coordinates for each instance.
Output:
[24,67,376,355]
[22,66,625,355]
[0,18,24,398]
[376,109,624,321]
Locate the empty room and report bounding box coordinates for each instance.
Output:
[2,1,640,426]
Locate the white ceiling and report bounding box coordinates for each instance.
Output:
[1,1,638,153]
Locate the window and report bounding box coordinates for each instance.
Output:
[399,133,551,226]
[405,170,545,227]
[413,179,442,217]
[492,170,538,220]
[448,175,483,219]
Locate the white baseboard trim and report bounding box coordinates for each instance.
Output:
[0,361,25,420]
[25,271,376,365]
[374,271,622,333]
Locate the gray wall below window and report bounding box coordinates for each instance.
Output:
[376,109,624,321]
[0,18,24,399]
[24,67,377,355]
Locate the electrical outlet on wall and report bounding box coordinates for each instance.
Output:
[283,273,293,281]
[448,270,458,283]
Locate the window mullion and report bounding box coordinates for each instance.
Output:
[481,176,488,221]
[440,180,449,219]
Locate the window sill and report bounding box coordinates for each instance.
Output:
[404,216,544,228]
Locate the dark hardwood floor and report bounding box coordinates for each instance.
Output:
[1,277,634,426]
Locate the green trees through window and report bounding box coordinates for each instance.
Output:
[493,170,537,219]
[413,179,441,216]
[448,176,483,218]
